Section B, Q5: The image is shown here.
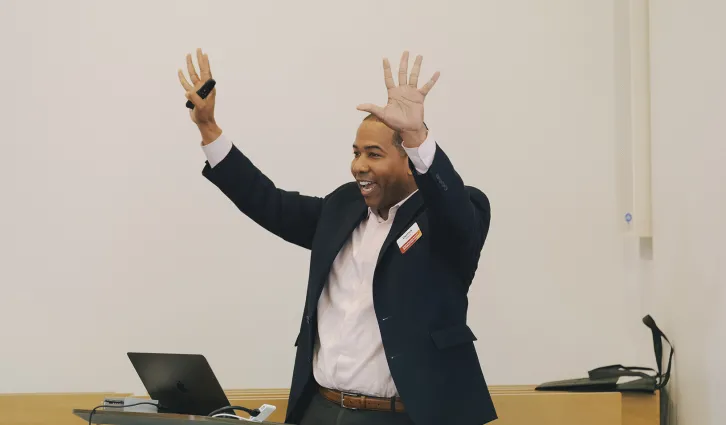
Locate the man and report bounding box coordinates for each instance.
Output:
[178,48,496,425]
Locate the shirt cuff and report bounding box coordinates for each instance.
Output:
[202,133,233,168]
[402,131,437,174]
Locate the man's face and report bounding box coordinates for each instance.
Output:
[351,119,414,215]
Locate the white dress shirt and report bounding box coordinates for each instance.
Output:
[202,132,437,397]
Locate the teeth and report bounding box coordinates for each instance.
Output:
[359,181,372,186]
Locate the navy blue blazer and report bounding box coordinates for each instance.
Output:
[202,142,496,425]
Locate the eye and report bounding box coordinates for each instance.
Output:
[353,151,360,158]
[368,152,381,158]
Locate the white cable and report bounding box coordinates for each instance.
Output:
[211,413,253,421]
[211,405,275,423]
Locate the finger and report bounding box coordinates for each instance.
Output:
[197,48,211,81]
[185,90,206,109]
[409,55,423,87]
[419,71,440,96]
[178,69,194,92]
[356,103,385,118]
[186,53,200,85]
[203,53,212,79]
[382,58,395,89]
[398,51,409,86]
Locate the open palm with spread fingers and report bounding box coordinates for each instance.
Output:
[357,51,440,138]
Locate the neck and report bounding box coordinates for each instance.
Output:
[376,184,418,220]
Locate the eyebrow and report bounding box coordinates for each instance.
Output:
[352,144,384,151]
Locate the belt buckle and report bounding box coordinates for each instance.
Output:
[340,391,359,410]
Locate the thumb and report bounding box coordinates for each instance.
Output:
[186,91,206,109]
[356,103,385,118]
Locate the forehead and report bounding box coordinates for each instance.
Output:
[354,120,395,149]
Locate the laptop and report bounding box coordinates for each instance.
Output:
[127,352,231,416]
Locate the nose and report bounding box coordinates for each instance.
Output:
[352,156,370,175]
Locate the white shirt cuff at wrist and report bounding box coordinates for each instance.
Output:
[202,134,233,168]
[402,131,437,174]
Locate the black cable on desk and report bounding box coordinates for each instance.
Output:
[88,401,163,425]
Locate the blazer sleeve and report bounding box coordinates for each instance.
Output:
[410,145,491,262]
[202,145,324,250]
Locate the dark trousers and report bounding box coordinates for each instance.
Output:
[299,392,415,425]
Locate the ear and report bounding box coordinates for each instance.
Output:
[402,156,414,175]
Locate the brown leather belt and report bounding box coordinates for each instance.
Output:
[319,387,405,412]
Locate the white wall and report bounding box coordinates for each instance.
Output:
[646,1,726,424]
[0,0,646,394]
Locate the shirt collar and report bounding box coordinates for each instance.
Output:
[368,190,419,223]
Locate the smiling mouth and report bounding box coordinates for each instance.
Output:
[358,180,378,196]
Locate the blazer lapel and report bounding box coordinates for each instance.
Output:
[312,196,367,293]
[377,191,424,265]
[330,197,368,260]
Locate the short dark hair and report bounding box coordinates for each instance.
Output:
[363,113,404,153]
[362,114,429,154]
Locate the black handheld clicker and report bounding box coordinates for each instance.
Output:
[186,79,216,109]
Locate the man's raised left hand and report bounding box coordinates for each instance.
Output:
[357,51,440,148]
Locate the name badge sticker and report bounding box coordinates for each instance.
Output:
[397,222,422,254]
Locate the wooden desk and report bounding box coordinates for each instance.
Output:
[0,386,659,425]
[0,392,131,425]
[73,409,283,425]
[484,386,659,425]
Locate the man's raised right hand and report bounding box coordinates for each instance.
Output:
[178,48,222,145]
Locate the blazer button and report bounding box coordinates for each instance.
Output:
[435,173,449,191]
